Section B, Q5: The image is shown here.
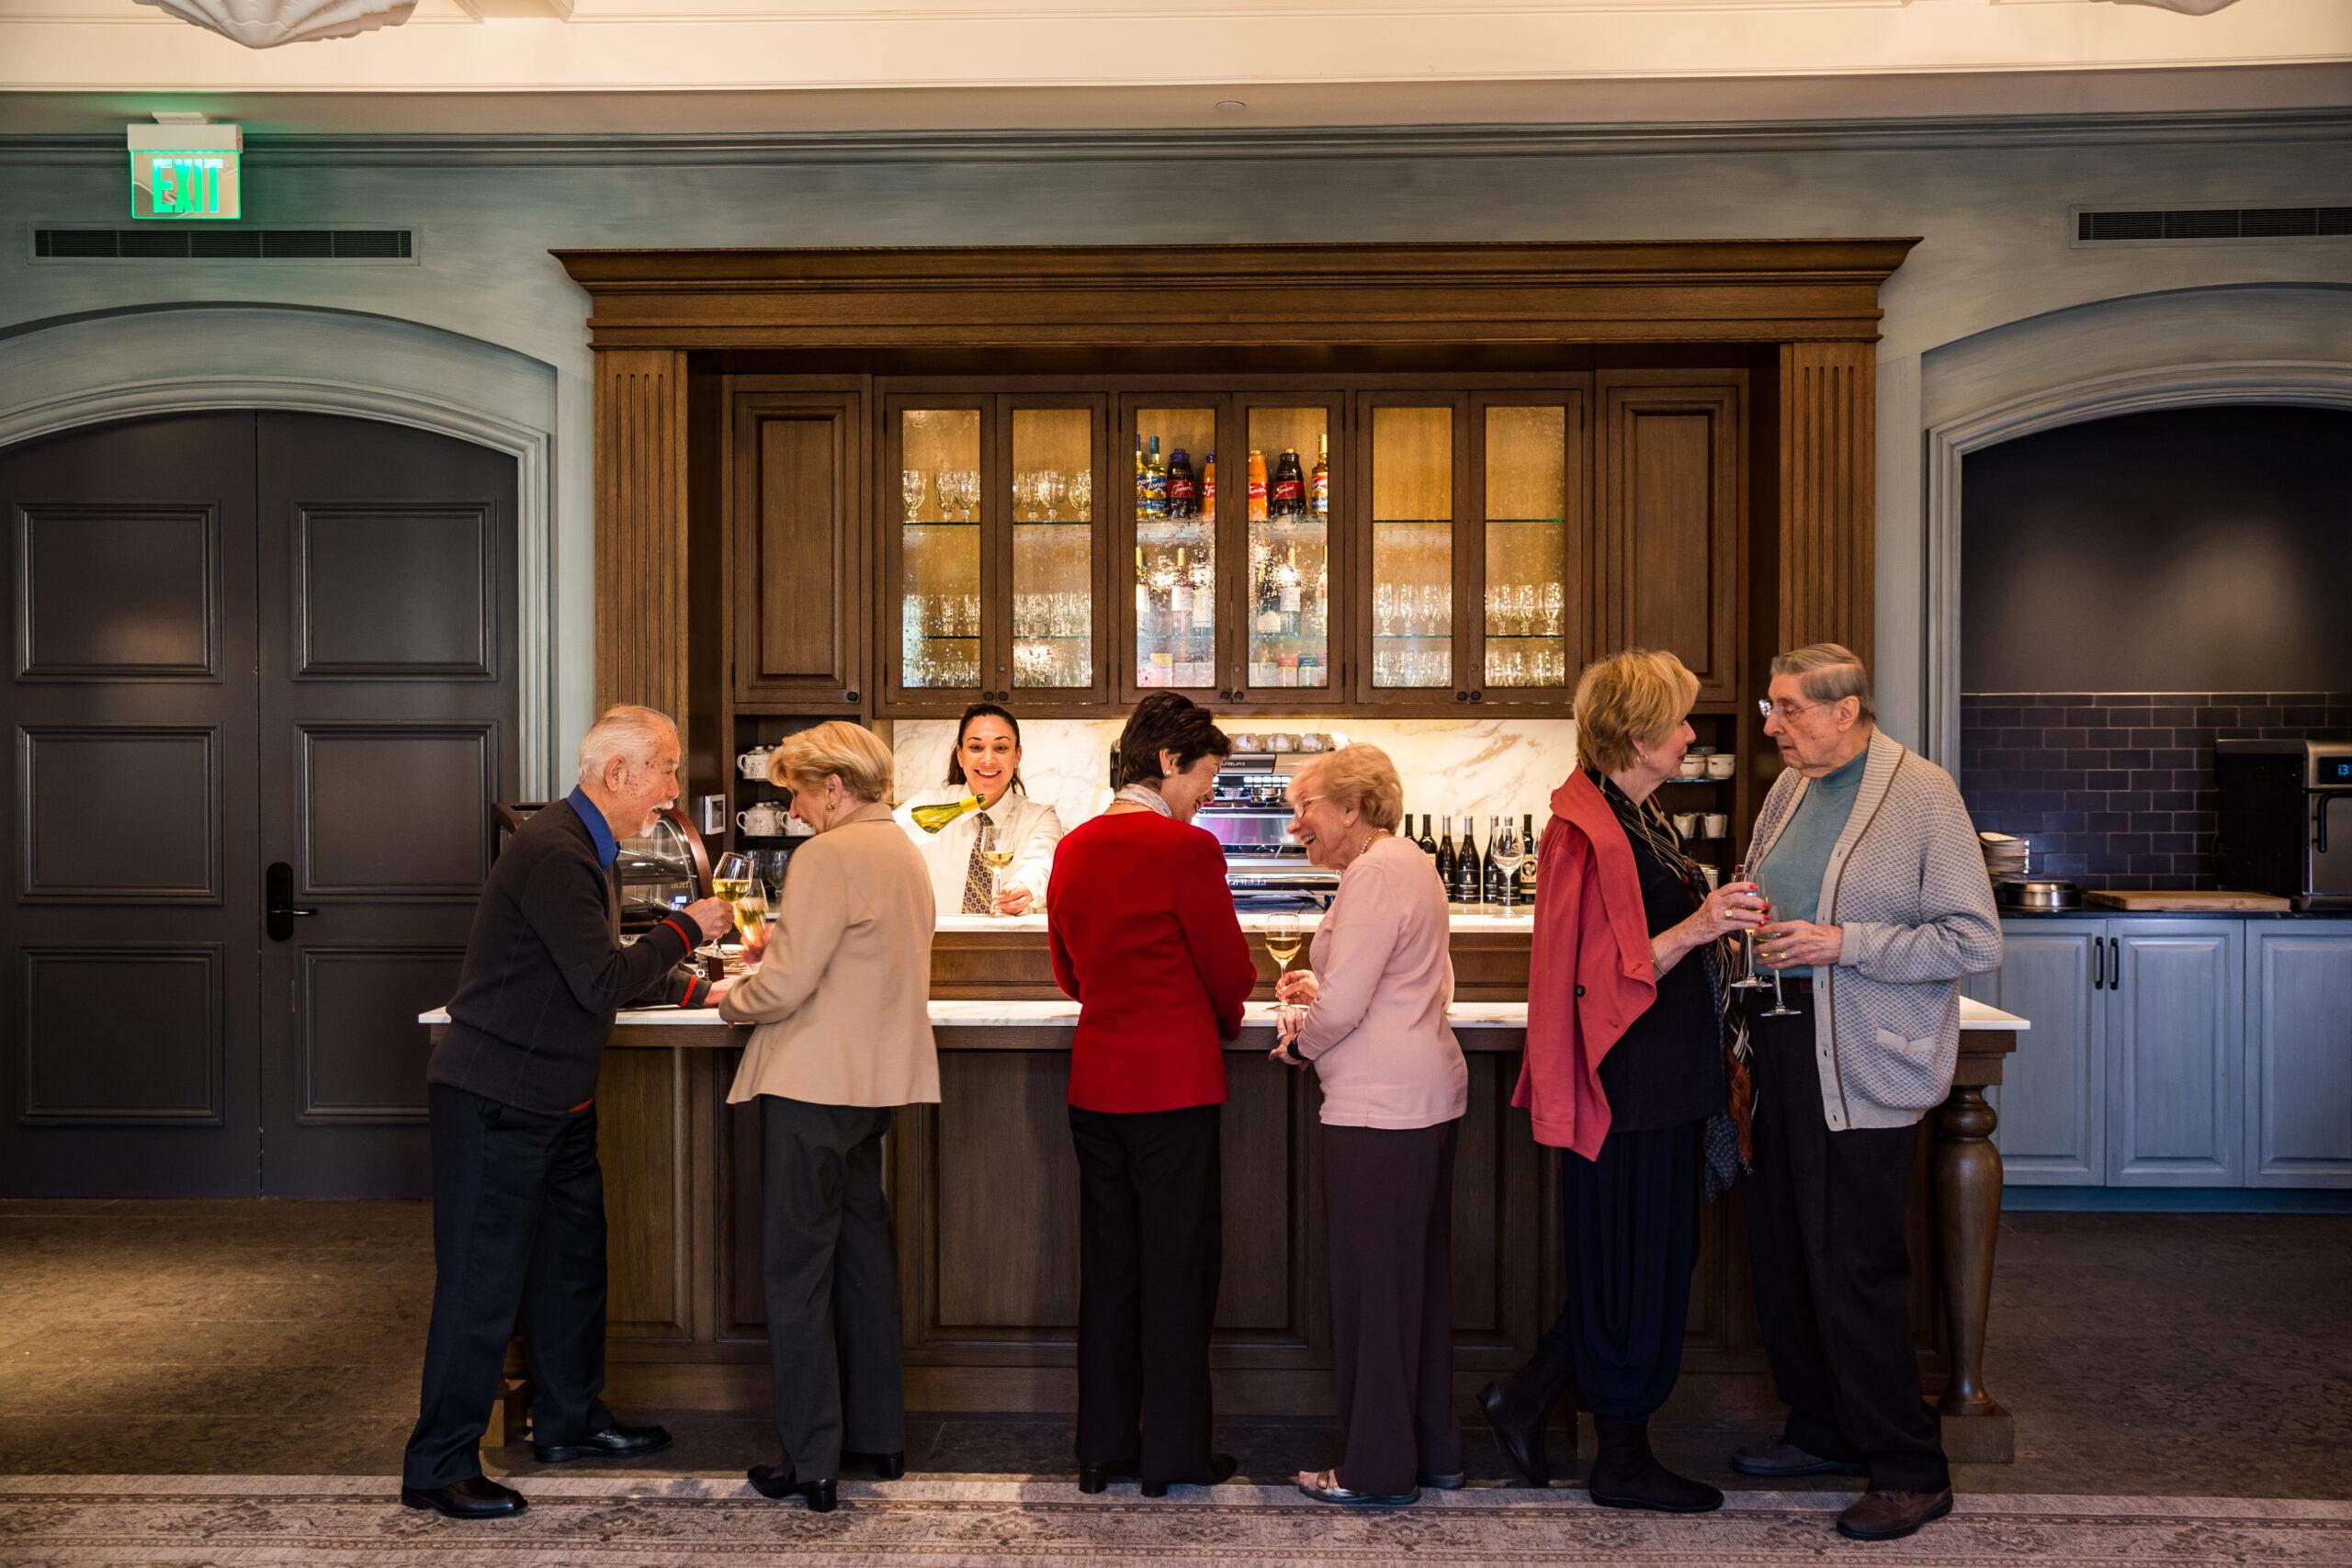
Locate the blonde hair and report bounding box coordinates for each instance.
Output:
[577,705,676,785]
[1296,744,1404,834]
[1770,642,1876,722]
[1575,649,1700,774]
[769,721,894,805]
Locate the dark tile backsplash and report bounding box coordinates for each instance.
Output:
[1959,691,2352,889]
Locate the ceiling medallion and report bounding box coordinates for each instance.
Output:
[133,0,419,48]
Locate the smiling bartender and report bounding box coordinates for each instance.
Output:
[896,703,1065,915]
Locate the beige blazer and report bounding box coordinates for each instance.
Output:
[720,803,941,1108]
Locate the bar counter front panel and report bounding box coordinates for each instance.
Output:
[426,918,2023,1458]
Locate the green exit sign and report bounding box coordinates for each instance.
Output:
[127,123,243,220]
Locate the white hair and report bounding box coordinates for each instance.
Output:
[577,705,677,785]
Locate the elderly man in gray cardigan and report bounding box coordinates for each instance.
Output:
[1735,644,2000,1544]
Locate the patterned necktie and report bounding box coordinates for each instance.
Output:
[961,811,996,914]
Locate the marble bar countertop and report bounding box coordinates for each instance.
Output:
[421,997,2027,1032]
[933,910,1537,934]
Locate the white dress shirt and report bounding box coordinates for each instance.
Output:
[894,786,1066,914]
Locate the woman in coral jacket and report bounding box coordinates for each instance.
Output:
[1482,649,1763,1513]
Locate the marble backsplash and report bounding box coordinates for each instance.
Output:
[890,716,1581,835]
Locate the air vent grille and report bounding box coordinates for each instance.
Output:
[2077,207,2352,243]
[33,228,414,261]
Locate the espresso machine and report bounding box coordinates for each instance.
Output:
[1195,753,1340,911]
[2215,739,2352,909]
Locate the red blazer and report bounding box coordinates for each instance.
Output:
[1510,771,1659,1158]
[1047,810,1257,1114]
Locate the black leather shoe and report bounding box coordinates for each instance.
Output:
[1730,1438,1869,1479]
[841,1450,906,1480]
[1078,1458,1139,1494]
[1838,1487,1953,1541]
[1419,1470,1466,1491]
[747,1463,837,1513]
[1140,1452,1238,1497]
[533,1422,673,1464]
[1587,1418,1724,1515]
[400,1476,528,1519]
[1476,1343,1575,1487]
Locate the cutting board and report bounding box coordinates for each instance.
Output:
[2086,889,2290,911]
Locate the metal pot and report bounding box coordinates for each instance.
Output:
[1999,877,2081,911]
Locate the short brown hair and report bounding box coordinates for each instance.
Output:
[1770,642,1875,721]
[1295,744,1404,834]
[770,720,893,804]
[1112,692,1231,788]
[1575,649,1700,774]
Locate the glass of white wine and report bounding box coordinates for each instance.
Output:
[1265,913,1303,982]
[976,841,1016,916]
[709,852,753,961]
[731,880,771,953]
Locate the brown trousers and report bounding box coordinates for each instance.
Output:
[1322,1120,1463,1495]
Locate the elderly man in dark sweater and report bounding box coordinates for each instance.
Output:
[401,705,730,1520]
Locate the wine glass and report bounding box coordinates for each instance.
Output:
[730,880,771,952]
[1036,468,1066,522]
[901,468,925,525]
[976,840,1016,916]
[1069,468,1092,521]
[1730,861,1770,989]
[711,852,753,956]
[1265,913,1303,988]
[1491,818,1526,915]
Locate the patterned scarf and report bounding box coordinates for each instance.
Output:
[1113,784,1174,818]
[1589,768,1753,1201]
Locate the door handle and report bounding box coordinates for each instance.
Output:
[266,862,317,942]
[2092,937,2104,990]
[2108,936,2120,989]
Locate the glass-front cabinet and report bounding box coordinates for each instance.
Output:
[883,394,1109,710]
[1475,394,1584,707]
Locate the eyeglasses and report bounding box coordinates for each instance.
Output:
[1758,697,1827,721]
[1286,795,1329,818]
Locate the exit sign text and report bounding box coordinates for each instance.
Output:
[130,149,242,220]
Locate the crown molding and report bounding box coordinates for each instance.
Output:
[3,107,2349,167]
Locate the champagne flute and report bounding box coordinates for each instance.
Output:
[1730,861,1770,989]
[900,468,925,525]
[710,851,754,961]
[976,842,1016,916]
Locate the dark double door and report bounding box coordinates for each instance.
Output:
[1,412,518,1198]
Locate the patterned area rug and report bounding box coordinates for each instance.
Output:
[4,1476,2348,1567]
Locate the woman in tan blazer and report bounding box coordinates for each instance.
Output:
[710,721,938,1513]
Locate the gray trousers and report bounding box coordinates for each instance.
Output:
[760,1096,905,1479]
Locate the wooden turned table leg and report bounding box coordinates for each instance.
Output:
[1934,1084,2002,1418]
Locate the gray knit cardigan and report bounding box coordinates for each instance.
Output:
[1748,728,2003,1132]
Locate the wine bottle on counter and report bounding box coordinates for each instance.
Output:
[1485,815,1507,915]
[1453,816,1481,908]
[1417,814,1438,857]
[1435,815,1458,899]
[1519,811,1540,904]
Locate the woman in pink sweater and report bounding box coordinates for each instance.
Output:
[1272,743,1466,1507]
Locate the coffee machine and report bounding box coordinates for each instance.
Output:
[1195,754,1340,911]
[2215,739,2352,909]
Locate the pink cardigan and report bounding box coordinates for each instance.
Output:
[1510,771,1660,1158]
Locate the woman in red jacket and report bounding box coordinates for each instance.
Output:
[1046,692,1255,1498]
[1484,650,1762,1512]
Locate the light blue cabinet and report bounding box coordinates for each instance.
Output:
[2105,919,2243,1187]
[2245,925,2352,1188]
[1980,916,2348,1190]
[1968,921,2105,1185]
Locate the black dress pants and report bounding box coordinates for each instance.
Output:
[1541,1118,1702,1422]
[403,1082,614,1489]
[1068,1103,1222,1483]
[1324,1121,1462,1495]
[1744,1004,1951,1495]
[760,1096,906,1481]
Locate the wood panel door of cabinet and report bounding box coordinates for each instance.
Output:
[1970,920,2107,1186]
[2106,919,2244,1187]
[729,389,865,710]
[2245,922,2352,1188]
[1595,374,1744,705]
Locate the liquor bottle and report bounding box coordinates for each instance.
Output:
[1246,448,1270,524]
[1170,546,1193,632]
[1453,815,1481,908]
[1435,814,1458,899]
[909,794,983,833]
[1310,433,1329,518]
[1271,449,1306,518]
[1280,544,1303,623]
[1134,546,1150,625]
[1166,447,1198,519]
[1134,434,1148,519]
[1484,815,1506,914]
[1518,811,1540,903]
[1201,452,1217,516]
[1144,435,1168,518]
[1417,814,1438,856]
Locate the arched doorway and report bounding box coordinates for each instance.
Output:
[0,411,519,1198]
